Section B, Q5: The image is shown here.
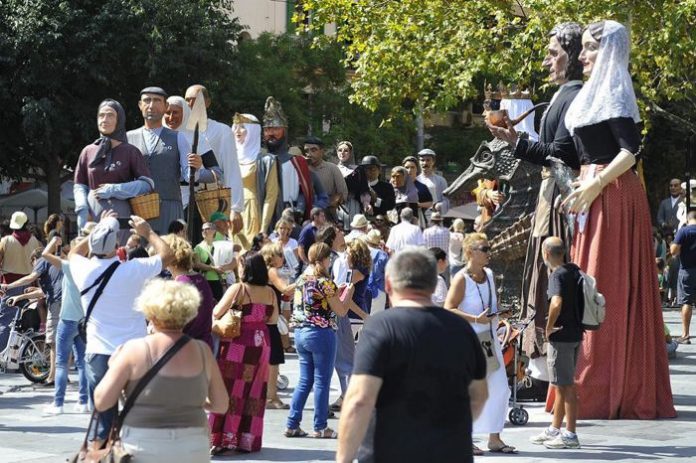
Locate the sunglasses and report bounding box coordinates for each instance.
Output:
[474,246,491,253]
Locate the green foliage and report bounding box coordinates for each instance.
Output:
[298,0,696,126]
[0,0,242,211]
[224,33,415,164]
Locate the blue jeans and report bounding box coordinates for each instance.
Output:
[54,319,88,407]
[287,326,337,432]
[86,353,116,440]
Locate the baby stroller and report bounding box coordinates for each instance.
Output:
[497,308,535,425]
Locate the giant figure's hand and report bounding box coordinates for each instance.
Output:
[94,184,115,200]
[187,153,203,170]
[230,211,243,235]
[486,114,519,146]
[562,177,603,214]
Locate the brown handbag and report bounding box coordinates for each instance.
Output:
[68,336,191,463]
[212,284,247,339]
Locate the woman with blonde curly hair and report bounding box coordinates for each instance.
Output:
[94,279,228,463]
[162,234,216,349]
[445,233,515,455]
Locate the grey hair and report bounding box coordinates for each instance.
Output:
[541,237,565,258]
[549,22,583,81]
[400,207,414,222]
[385,247,438,293]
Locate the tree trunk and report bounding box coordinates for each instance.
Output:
[44,154,62,215]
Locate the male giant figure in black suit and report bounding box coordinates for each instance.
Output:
[488,22,583,360]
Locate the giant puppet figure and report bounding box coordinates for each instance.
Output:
[185,84,243,233]
[74,99,154,242]
[487,23,583,361]
[233,113,279,248]
[262,96,328,223]
[127,86,220,233]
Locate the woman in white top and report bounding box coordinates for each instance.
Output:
[445,232,516,455]
[448,219,466,276]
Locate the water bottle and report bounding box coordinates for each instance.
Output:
[6,331,21,369]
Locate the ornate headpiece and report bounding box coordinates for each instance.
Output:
[263,96,288,128]
[232,113,260,125]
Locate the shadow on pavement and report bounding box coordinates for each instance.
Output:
[212,446,334,461]
[519,444,696,460]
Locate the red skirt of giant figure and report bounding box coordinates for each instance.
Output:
[549,166,676,419]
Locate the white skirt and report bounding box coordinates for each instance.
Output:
[121,425,210,463]
[472,331,510,435]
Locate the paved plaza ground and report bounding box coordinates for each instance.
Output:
[0,309,693,463]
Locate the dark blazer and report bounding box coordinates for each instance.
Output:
[657,197,681,232]
[371,180,396,216]
[514,82,582,170]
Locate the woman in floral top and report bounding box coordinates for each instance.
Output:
[286,242,354,439]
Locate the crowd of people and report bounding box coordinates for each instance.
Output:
[0,17,682,463]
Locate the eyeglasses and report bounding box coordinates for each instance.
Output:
[473,246,491,253]
[202,228,214,232]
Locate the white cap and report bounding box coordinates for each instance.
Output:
[418,148,436,157]
[9,211,28,230]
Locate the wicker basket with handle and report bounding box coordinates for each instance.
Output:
[129,192,160,220]
[195,171,231,222]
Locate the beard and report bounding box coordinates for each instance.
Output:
[265,137,285,153]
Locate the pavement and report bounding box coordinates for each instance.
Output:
[0,309,694,463]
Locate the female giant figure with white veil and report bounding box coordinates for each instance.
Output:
[563,20,675,419]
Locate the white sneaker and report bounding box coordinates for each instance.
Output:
[43,404,64,415]
[73,402,90,413]
[530,428,559,444]
[543,433,581,449]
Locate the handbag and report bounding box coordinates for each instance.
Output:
[68,336,191,463]
[212,284,246,339]
[78,262,120,343]
[471,271,501,375]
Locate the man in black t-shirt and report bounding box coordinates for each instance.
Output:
[336,248,487,463]
[531,237,583,450]
[671,210,696,343]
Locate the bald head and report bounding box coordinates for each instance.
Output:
[542,236,565,268]
[185,84,211,109]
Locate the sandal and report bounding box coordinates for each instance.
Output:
[312,427,338,439]
[210,446,228,456]
[677,335,692,344]
[284,427,308,438]
[472,445,484,456]
[266,399,290,409]
[488,444,518,454]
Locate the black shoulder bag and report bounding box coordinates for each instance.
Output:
[69,336,191,463]
[78,261,120,343]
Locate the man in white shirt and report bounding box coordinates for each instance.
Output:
[386,208,425,253]
[657,178,683,234]
[185,84,244,233]
[417,149,449,216]
[69,212,172,442]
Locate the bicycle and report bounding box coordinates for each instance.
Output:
[0,298,51,383]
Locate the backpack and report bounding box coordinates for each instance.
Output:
[579,271,606,330]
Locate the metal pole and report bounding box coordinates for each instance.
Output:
[688,135,693,212]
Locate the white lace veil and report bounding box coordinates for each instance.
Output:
[564,20,640,135]
[233,114,261,164]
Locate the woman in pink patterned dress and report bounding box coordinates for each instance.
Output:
[209,253,278,455]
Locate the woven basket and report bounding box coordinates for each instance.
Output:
[196,186,231,222]
[129,192,160,220]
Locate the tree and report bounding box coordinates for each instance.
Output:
[297,0,696,126]
[298,0,696,207]
[0,0,242,213]
[225,32,415,165]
